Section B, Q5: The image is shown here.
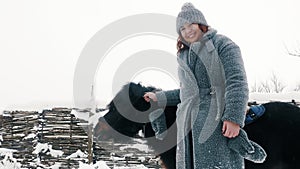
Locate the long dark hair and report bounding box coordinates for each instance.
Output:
[176,24,209,55]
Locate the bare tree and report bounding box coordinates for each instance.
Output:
[261,81,271,93]
[270,73,286,93]
[251,74,287,93]
[294,83,300,92]
[250,81,263,93]
[284,41,300,57]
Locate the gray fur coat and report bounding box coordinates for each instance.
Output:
[154,28,265,169]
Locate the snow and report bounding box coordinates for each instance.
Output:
[110,156,126,161]
[70,109,89,121]
[23,133,36,140]
[0,141,151,168]
[78,160,150,169]
[33,143,64,158]
[79,161,110,169]
[132,138,147,144]
[0,148,18,156]
[119,143,151,153]
[114,165,148,169]
[46,162,62,169]
[66,150,87,159]
[71,109,107,128]
[78,161,148,169]
[249,91,300,103]
[0,148,22,169]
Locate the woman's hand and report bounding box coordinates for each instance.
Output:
[222,120,240,138]
[143,92,157,102]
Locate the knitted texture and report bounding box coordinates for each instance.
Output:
[176,2,208,34]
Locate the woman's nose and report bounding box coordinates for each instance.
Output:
[186,26,195,35]
[185,27,192,33]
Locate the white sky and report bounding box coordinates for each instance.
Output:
[0,0,300,110]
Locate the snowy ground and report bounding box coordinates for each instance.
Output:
[1,92,299,169]
[0,141,156,169]
[249,91,300,103]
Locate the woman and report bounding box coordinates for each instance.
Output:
[144,2,266,169]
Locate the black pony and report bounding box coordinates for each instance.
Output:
[94,82,300,169]
[95,82,177,169]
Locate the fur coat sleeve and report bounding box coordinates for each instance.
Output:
[155,89,180,107]
[214,35,249,127]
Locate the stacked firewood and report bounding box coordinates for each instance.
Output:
[0,108,161,169]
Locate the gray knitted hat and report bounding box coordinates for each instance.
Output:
[176,2,208,34]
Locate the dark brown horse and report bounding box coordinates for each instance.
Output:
[94,82,300,169]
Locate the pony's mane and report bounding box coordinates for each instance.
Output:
[107,82,160,109]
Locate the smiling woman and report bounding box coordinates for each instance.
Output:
[179,23,204,44]
[141,2,268,168]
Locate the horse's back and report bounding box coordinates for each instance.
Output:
[244,102,300,169]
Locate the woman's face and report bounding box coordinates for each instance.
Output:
[180,23,203,44]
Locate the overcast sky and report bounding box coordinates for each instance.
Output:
[0,0,300,110]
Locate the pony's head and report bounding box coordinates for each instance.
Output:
[94,82,178,169]
[94,82,160,140]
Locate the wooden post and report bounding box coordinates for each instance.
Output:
[88,84,95,164]
[88,123,93,163]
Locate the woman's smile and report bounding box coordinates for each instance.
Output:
[180,23,203,44]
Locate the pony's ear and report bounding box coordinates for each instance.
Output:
[106,101,114,110]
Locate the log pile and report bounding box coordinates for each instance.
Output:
[0,110,38,168]
[37,108,89,168]
[0,108,161,169]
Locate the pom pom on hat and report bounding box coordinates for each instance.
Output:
[176,2,208,34]
[181,2,196,11]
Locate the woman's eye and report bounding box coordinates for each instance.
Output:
[187,23,194,28]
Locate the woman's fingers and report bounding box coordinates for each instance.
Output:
[143,92,158,102]
[144,95,151,102]
[222,121,240,138]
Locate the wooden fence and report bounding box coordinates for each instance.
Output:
[0,108,161,169]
